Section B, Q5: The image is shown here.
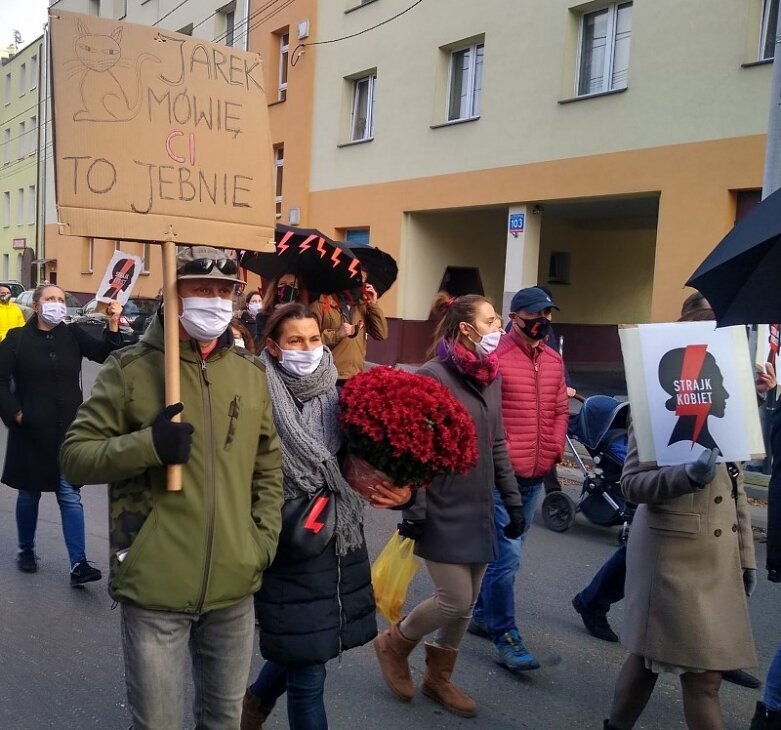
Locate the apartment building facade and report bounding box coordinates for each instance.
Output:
[0,38,43,288]
[299,0,775,364]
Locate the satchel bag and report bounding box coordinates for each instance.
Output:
[278,486,336,562]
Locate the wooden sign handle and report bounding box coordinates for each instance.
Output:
[162,237,183,492]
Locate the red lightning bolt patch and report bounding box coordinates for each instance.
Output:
[277,231,293,255]
[348,258,360,278]
[331,249,341,268]
[675,344,710,447]
[303,496,329,534]
[299,235,317,254]
[316,237,327,259]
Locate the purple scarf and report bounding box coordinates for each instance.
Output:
[437,339,499,386]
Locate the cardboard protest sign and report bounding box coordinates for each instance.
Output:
[96,250,143,305]
[49,10,275,250]
[619,322,764,466]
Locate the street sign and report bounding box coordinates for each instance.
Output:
[508,213,525,237]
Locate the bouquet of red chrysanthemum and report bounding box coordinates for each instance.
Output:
[339,367,478,494]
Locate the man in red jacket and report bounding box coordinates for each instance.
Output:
[470,286,569,671]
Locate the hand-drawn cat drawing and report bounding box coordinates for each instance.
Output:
[68,19,160,123]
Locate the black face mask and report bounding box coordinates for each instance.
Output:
[516,315,550,341]
[277,284,299,304]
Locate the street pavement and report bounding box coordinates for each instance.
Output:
[0,361,777,729]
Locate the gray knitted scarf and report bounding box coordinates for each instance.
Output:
[260,347,364,556]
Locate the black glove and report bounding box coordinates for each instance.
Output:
[684,448,718,488]
[743,568,758,597]
[768,569,781,583]
[151,403,194,465]
[504,505,526,539]
[397,519,425,541]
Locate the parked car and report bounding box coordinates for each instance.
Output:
[0,280,25,299]
[15,289,84,321]
[71,311,137,347]
[82,296,159,334]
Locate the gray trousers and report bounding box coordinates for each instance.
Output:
[120,596,255,730]
[400,560,487,650]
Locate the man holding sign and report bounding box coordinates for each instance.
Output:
[61,246,283,729]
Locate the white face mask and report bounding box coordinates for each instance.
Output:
[179,296,234,342]
[278,346,324,377]
[247,301,262,316]
[40,301,67,326]
[475,329,503,358]
[234,337,246,349]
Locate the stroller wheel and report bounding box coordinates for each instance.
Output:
[541,491,577,533]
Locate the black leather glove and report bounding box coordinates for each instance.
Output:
[504,505,526,539]
[151,403,194,465]
[397,519,425,541]
[684,448,718,488]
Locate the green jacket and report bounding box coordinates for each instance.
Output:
[60,316,283,613]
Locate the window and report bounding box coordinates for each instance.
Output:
[447,43,483,121]
[18,64,25,96]
[344,228,370,245]
[2,192,9,227]
[2,129,9,164]
[274,144,284,218]
[29,117,36,156]
[30,55,37,90]
[761,0,780,60]
[224,10,235,47]
[278,32,289,101]
[27,185,35,225]
[4,73,10,105]
[548,252,572,284]
[576,2,632,96]
[351,74,376,141]
[89,0,100,15]
[17,122,25,160]
[2,254,8,279]
[16,188,24,225]
[178,24,194,36]
[116,0,128,19]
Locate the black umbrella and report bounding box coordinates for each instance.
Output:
[241,224,363,295]
[348,245,398,297]
[687,186,781,326]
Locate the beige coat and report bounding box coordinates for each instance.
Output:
[621,424,757,670]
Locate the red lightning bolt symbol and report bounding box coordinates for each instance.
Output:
[675,344,710,448]
[316,237,327,259]
[277,231,293,255]
[303,496,329,534]
[348,258,360,278]
[331,249,341,268]
[299,235,317,255]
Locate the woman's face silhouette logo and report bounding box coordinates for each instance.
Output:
[658,344,729,451]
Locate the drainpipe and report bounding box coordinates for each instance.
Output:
[36,23,49,288]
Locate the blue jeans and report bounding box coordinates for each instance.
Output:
[763,645,781,711]
[579,544,627,614]
[473,482,544,638]
[250,660,328,730]
[121,596,255,730]
[16,475,86,566]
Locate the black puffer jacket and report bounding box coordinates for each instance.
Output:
[257,534,377,665]
[767,406,781,578]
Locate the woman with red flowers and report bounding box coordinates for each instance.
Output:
[374,293,524,718]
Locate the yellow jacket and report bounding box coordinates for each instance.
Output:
[0,303,25,341]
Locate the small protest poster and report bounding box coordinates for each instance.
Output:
[619,322,764,466]
[96,251,143,305]
[49,10,275,251]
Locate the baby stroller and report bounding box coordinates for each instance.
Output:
[541,395,634,541]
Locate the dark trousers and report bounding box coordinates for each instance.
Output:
[250,660,328,730]
[579,544,626,614]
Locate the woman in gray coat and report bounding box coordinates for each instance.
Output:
[605,294,761,730]
[374,293,523,719]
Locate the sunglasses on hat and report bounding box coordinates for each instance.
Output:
[178,258,238,276]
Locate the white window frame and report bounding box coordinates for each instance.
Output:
[350,74,376,142]
[2,128,9,165]
[30,55,37,91]
[18,63,25,97]
[760,0,780,60]
[2,192,9,227]
[16,188,24,226]
[27,185,35,226]
[2,254,9,279]
[274,144,284,219]
[17,121,25,160]
[4,73,10,105]
[575,2,632,97]
[278,32,290,101]
[446,42,483,122]
[29,116,36,156]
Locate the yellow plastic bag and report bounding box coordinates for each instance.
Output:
[371,533,420,624]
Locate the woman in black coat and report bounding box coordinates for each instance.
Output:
[241,304,410,730]
[0,284,122,583]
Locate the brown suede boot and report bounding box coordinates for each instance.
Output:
[374,622,419,701]
[421,642,477,718]
[240,688,273,730]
